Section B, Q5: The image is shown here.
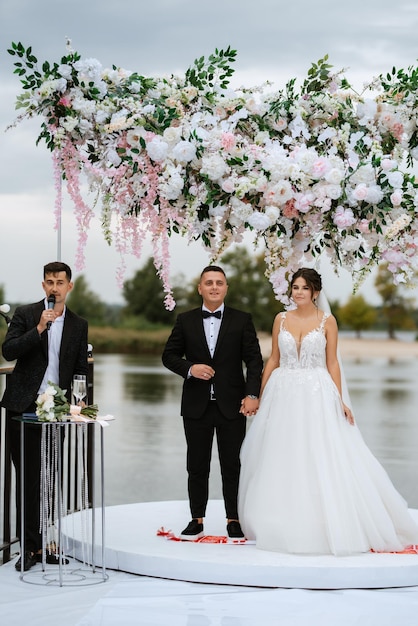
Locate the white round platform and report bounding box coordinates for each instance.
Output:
[63,500,418,589]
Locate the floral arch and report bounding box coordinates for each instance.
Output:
[7,42,418,308]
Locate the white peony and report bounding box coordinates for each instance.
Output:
[387,170,404,188]
[171,140,197,163]
[160,168,184,200]
[247,211,272,231]
[200,154,229,181]
[163,126,183,144]
[146,137,169,162]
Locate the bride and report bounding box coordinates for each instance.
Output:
[238,267,418,555]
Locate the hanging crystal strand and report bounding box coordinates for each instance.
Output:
[39,424,47,558]
[61,423,69,557]
[46,425,53,555]
[51,424,59,556]
[83,423,91,565]
[46,426,55,554]
[77,424,88,565]
[81,423,91,565]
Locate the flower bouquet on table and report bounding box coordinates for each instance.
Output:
[36,382,99,422]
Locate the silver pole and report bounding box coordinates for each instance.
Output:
[56,206,62,261]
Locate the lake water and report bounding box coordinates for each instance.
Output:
[93,352,418,510]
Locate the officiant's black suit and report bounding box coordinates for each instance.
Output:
[162,305,263,520]
[1,300,88,553]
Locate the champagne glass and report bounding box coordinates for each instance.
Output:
[72,374,87,407]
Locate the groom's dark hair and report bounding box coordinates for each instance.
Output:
[200,265,226,279]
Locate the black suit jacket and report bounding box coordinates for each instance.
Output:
[162,306,263,420]
[1,300,88,413]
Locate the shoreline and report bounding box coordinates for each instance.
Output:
[258,334,418,360]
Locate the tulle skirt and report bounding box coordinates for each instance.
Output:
[238,366,418,555]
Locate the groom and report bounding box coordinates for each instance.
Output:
[162,265,263,539]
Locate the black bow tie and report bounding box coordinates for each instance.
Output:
[202,310,222,319]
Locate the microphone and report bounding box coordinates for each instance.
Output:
[0,303,11,325]
[46,295,56,330]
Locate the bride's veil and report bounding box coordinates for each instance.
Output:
[317,291,353,411]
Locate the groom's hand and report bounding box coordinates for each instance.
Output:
[191,364,215,380]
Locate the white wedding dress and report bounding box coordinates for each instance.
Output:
[238,312,418,555]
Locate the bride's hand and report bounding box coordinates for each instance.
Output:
[342,403,354,425]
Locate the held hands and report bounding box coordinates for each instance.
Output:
[240,396,259,417]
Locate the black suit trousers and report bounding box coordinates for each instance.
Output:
[183,401,246,520]
[8,405,64,553]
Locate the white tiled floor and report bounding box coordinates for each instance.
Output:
[3,500,418,625]
[2,559,418,626]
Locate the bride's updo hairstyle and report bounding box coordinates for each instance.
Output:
[290,268,322,299]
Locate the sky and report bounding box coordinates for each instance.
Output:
[1,0,418,307]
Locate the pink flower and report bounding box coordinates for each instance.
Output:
[333,206,356,229]
[221,132,236,152]
[352,184,369,201]
[58,96,71,107]
[390,190,403,206]
[358,219,370,233]
[311,157,330,179]
[221,178,235,193]
[282,199,299,218]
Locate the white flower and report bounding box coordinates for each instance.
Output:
[127,127,146,148]
[146,137,169,162]
[325,167,344,185]
[341,235,362,252]
[381,158,397,171]
[229,197,253,226]
[263,180,293,206]
[350,164,375,185]
[160,168,184,200]
[357,99,377,123]
[103,67,133,85]
[324,184,342,200]
[317,127,336,143]
[387,170,404,188]
[365,185,384,204]
[247,211,272,231]
[209,205,227,217]
[200,154,229,181]
[265,205,281,224]
[107,149,122,167]
[163,126,183,144]
[171,140,197,163]
[73,58,103,82]
[61,117,78,132]
[221,177,235,193]
[58,64,72,79]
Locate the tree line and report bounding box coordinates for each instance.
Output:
[1,249,417,340]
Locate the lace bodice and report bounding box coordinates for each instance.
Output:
[278,312,329,369]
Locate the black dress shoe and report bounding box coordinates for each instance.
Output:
[179,519,204,540]
[15,551,37,571]
[35,552,70,565]
[227,520,245,539]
